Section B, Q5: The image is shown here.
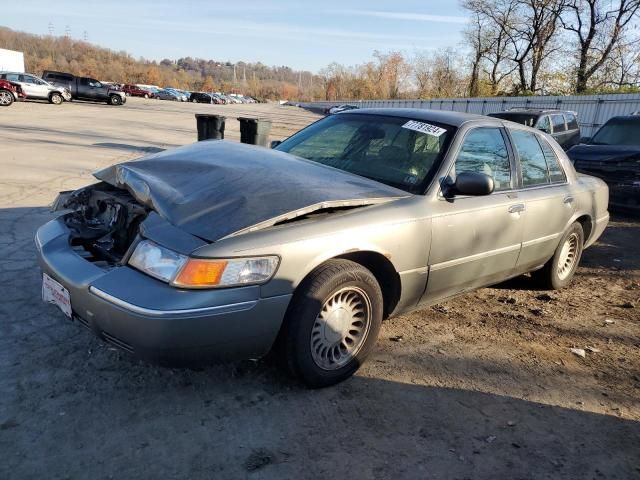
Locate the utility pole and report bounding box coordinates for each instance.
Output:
[48,22,54,35]
[64,25,71,38]
[83,30,88,42]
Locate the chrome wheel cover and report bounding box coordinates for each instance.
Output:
[557,233,579,280]
[0,91,12,105]
[310,286,371,370]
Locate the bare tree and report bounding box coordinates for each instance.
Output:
[562,0,640,93]
[503,0,568,93]
[463,1,493,96]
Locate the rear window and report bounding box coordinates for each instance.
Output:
[537,137,567,183]
[565,112,579,130]
[551,114,566,133]
[510,130,550,187]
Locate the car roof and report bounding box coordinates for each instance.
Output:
[489,108,573,115]
[343,108,499,127]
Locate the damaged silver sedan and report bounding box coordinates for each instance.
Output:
[36,109,609,387]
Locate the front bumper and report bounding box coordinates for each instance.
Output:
[609,184,640,211]
[35,218,291,362]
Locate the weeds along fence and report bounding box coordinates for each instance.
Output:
[298,93,640,137]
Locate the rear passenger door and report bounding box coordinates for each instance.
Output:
[424,127,524,303]
[564,112,581,149]
[550,114,569,149]
[508,129,574,271]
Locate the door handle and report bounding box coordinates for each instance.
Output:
[508,203,525,213]
[564,195,574,204]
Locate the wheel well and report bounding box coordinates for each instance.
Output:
[575,214,592,242]
[334,251,401,319]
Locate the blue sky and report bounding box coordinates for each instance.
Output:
[3,0,470,72]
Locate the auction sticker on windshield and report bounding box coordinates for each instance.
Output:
[402,120,447,137]
[42,272,72,318]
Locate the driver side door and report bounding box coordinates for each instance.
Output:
[423,127,524,303]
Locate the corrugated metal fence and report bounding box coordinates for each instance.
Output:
[298,93,640,137]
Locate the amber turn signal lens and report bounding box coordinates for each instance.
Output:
[173,259,228,287]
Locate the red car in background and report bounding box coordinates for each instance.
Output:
[122,84,153,98]
[0,79,25,106]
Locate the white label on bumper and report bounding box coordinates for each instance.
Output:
[42,272,72,318]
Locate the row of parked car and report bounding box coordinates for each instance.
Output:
[117,83,258,104]
[0,69,259,107]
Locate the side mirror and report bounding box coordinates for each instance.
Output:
[579,136,591,144]
[454,172,494,196]
[537,125,551,134]
[270,140,282,149]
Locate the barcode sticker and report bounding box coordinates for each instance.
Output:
[402,120,447,137]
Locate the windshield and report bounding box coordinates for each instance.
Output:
[275,113,456,193]
[591,118,640,146]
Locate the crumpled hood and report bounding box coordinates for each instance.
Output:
[567,144,640,164]
[94,140,407,242]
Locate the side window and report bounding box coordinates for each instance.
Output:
[551,114,566,133]
[565,113,579,130]
[80,77,90,86]
[454,128,512,191]
[5,73,20,82]
[535,116,551,134]
[537,136,567,183]
[510,129,550,187]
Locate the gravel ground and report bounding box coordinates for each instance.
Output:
[0,98,638,479]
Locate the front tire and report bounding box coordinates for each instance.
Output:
[532,222,584,289]
[144,93,149,99]
[109,94,122,106]
[49,92,63,105]
[0,89,14,106]
[280,259,383,388]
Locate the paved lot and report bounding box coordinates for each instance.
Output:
[0,98,638,479]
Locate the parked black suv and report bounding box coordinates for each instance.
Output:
[42,71,126,105]
[488,109,581,151]
[190,92,214,103]
[567,113,640,212]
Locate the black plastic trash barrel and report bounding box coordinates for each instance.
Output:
[195,114,226,141]
[238,117,272,146]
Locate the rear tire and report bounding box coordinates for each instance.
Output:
[49,92,63,105]
[532,222,584,289]
[280,259,383,388]
[109,94,122,106]
[0,89,14,106]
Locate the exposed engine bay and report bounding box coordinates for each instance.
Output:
[55,182,149,265]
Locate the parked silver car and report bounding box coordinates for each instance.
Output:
[36,109,609,387]
[0,72,71,104]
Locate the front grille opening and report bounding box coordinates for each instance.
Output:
[63,182,149,268]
